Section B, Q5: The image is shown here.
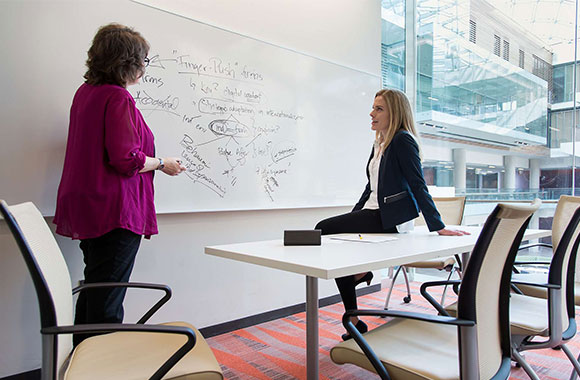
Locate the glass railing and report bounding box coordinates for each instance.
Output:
[456,188,573,201]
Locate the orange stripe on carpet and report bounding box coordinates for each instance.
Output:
[212,348,271,380]
[232,328,270,347]
[319,308,344,320]
[257,325,331,356]
[259,352,332,380]
[282,316,342,340]
[257,326,306,349]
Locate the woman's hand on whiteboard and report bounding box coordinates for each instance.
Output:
[436,228,470,236]
[161,157,187,176]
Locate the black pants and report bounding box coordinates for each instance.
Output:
[74,228,142,346]
[315,209,396,312]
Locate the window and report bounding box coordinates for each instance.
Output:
[469,19,476,43]
[381,0,573,207]
[380,1,406,91]
[503,40,509,61]
[533,55,550,80]
[533,54,554,99]
[494,34,501,56]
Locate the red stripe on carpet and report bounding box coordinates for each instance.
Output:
[207,282,580,379]
[212,348,271,380]
[259,352,332,380]
[282,316,342,340]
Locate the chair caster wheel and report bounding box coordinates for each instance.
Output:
[403,296,411,303]
[515,362,521,368]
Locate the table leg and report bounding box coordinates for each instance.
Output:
[306,275,319,380]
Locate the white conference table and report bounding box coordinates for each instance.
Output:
[205,225,550,380]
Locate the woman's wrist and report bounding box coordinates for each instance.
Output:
[156,157,165,170]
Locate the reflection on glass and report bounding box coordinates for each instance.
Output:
[380,0,576,207]
[416,0,548,144]
[381,0,405,90]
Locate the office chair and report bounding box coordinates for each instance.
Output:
[330,200,540,380]
[508,196,580,380]
[512,196,580,306]
[0,200,223,380]
[383,196,466,310]
[438,196,580,380]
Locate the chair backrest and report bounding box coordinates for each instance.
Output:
[0,200,74,378]
[415,196,466,226]
[546,196,580,337]
[457,200,540,380]
[553,196,580,251]
[561,197,580,291]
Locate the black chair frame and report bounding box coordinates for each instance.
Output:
[0,200,196,380]
[341,205,534,380]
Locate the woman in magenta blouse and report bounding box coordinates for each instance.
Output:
[53,23,186,346]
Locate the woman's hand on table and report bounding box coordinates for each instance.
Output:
[437,228,471,236]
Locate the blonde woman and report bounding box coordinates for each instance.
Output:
[315,89,468,340]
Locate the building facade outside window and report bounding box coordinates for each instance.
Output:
[381,0,576,211]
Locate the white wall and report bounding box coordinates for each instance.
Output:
[0,0,381,376]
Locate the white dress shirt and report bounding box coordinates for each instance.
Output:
[363,141,414,233]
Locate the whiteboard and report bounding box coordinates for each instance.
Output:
[0,0,378,215]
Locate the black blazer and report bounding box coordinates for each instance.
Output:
[353,130,445,232]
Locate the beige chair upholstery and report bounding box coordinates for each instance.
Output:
[445,196,580,379]
[508,196,580,379]
[66,322,222,380]
[0,200,223,380]
[384,196,466,309]
[331,200,541,380]
[512,279,580,305]
[514,195,580,308]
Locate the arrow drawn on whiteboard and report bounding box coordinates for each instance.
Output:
[146,54,172,69]
[192,135,227,147]
[244,133,262,148]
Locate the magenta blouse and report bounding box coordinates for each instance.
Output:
[54,83,158,239]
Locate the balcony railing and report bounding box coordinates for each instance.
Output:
[456,188,572,202]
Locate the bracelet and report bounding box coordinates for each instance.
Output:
[156,157,165,170]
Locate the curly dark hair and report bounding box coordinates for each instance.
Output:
[84,23,150,87]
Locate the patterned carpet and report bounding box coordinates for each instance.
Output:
[206,281,580,379]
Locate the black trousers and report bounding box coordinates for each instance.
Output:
[74,228,142,346]
[315,209,396,312]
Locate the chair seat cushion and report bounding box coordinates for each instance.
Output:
[509,294,549,337]
[64,322,223,380]
[511,273,549,300]
[407,257,456,270]
[331,318,460,380]
[511,276,580,305]
[445,294,548,337]
[514,283,547,300]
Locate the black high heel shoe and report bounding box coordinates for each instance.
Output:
[341,320,368,341]
[354,271,373,287]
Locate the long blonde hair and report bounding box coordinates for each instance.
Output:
[374,89,421,156]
